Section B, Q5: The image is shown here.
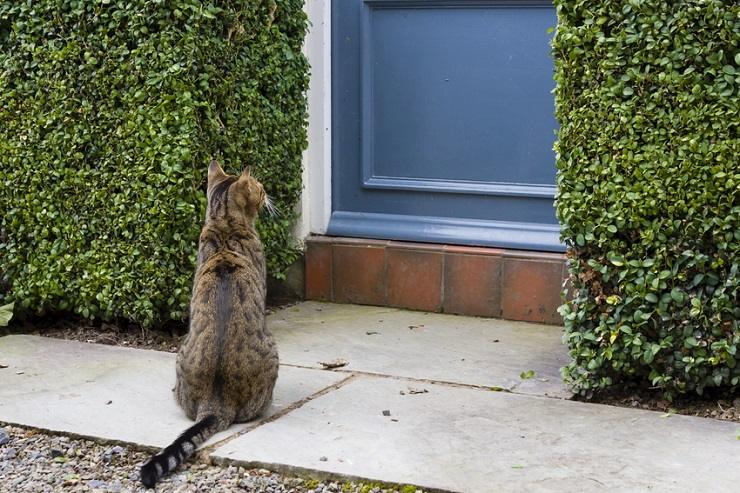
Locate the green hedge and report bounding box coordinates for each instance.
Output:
[554,0,739,397]
[0,0,308,326]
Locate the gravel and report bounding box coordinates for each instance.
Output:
[0,424,423,493]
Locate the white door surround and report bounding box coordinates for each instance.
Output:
[295,0,332,242]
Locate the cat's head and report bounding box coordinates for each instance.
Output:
[205,159,272,224]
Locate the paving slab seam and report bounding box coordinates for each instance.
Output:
[201,373,358,457]
[0,420,161,455]
[208,458,460,493]
[280,363,572,401]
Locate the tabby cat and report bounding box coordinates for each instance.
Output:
[140,160,279,488]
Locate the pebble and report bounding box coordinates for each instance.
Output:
[87,479,108,488]
[0,428,8,446]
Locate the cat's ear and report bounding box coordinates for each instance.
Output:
[208,159,226,183]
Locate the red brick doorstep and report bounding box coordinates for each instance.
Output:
[305,236,566,325]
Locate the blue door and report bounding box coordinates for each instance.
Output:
[329,0,561,251]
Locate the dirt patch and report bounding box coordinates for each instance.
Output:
[1,317,185,353]
[577,384,740,423]
[0,304,292,354]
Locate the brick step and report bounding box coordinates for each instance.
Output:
[305,236,566,325]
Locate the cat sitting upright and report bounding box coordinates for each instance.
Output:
[140,159,279,488]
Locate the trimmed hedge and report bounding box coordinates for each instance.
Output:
[0,0,308,326]
[554,0,739,397]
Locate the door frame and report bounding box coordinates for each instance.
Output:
[296,0,333,239]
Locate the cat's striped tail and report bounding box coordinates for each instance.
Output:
[139,414,218,488]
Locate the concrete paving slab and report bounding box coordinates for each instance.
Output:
[212,376,740,493]
[270,302,570,397]
[0,335,346,448]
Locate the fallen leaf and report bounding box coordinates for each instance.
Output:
[406,387,428,395]
[490,386,506,392]
[105,400,113,405]
[408,324,424,330]
[520,370,536,380]
[318,358,349,370]
[511,464,524,469]
[382,410,391,416]
[0,302,14,327]
[365,331,380,335]
[53,456,68,463]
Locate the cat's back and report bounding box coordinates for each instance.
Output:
[180,247,276,398]
[191,247,266,332]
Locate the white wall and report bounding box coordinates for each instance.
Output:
[294,0,332,244]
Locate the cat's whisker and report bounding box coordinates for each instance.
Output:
[263,194,280,217]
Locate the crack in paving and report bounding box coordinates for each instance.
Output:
[280,363,573,401]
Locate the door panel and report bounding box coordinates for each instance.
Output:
[330,0,562,251]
